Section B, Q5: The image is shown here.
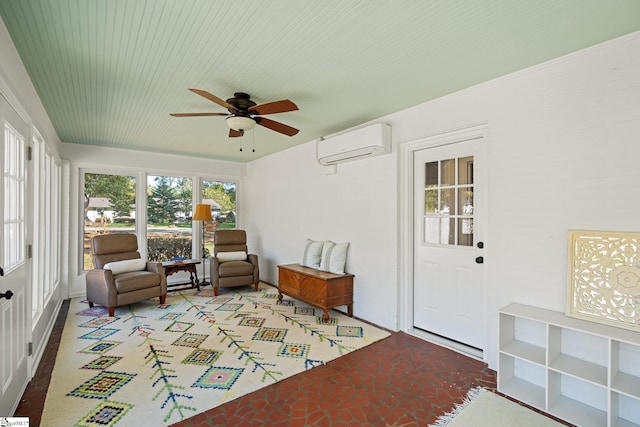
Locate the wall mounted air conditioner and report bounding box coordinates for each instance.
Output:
[317,123,391,166]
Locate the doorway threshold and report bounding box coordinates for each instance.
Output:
[408,327,483,361]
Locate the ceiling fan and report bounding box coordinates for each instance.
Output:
[171,89,299,138]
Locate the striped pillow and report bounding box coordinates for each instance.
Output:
[301,239,324,269]
[319,241,350,274]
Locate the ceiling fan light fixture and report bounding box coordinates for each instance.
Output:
[226,115,255,131]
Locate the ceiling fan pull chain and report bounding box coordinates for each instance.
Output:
[252,129,255,153]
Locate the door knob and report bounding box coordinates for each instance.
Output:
[477,242,484,249]
[0,290,13,300]
[0,266,4,276]
[475,256,484,264]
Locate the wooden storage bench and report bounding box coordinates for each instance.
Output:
[277,263,354,322]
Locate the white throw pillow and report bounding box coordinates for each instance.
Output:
[301,239,324,269]
[216,251,247,262]
[319,241,350,274]
[103,258,146,274]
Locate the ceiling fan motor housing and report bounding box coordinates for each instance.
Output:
[226,92,257,113]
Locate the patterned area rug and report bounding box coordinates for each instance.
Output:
[41,283,390,426]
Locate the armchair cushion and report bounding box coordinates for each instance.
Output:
[219,260,254,277]
[114,270,164,293]
[216,251,247,263]
[103,258,146,274]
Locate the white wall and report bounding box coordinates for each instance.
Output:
[245,140,399,329]
[61,142,247,296]
[245,31,640,369]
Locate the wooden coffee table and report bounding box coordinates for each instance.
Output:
[162,259,201,291]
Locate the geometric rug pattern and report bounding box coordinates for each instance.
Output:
[41,283,390,426]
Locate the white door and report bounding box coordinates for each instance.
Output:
[413,139,484,350]
[0,95,30,416]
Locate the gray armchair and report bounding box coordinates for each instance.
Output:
[86,233,167,316]
[210,230,259,296]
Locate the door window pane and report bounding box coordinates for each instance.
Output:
[458,156,474,185]
[440,188,455,216]
[442,217,455,245]
[424,189,438,214]
[425,161,438,187]
[147,175,192,262]
[424,218,439,244]
[83,173,136,270]
[440,159,455,186]
[458,218,474,247]
[458,188,474,216]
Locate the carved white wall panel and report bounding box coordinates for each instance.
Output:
[567,230,640,331]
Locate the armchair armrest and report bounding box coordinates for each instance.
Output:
[145,261,168,289]
[248,254,259,284]
[211,257,221,288]
[86,268,114,287]
[86,268,117,307]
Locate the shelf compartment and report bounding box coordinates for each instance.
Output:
[548,324,608,385]
[499,312,546,365]
[549,353,607,387]
[612,372,640,400]
[611,341,640,400]
[548,371,607,427]
[549,394,607,427]
[500,340,546,366]
[611,391,640,427]
[498,354,545,410]
[499,376,545,411]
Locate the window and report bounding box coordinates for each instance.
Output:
[147,175,192,262]
[201,179,237,256]
[423,156,474,246]
[82,172,136,270]
[80,172,239,269]
[32,132,62,317]
[2,123,25,272]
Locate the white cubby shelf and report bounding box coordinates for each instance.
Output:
[499,303,640,427]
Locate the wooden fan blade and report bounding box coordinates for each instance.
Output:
[229,129,244,138]
[170,112,229,117]
[249,99,298,115]
[255,117,299,136]
[189,88,235,110]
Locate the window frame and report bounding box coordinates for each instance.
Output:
[79,168,241,270]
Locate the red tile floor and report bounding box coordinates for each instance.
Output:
[16,299,571,426]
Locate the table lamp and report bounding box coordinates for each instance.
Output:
[192,203,213,286]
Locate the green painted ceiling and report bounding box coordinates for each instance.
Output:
[1,0,639,162]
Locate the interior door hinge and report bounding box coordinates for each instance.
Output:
[28,342,33,356]
[27,244,33,259]
[27,146,32,161]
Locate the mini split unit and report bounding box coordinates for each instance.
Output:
[317,123,391,165]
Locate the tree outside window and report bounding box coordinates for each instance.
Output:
[83,173,136,270]
[146,175,193,261]
[201,180,237,256]
[82,173,236,269]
